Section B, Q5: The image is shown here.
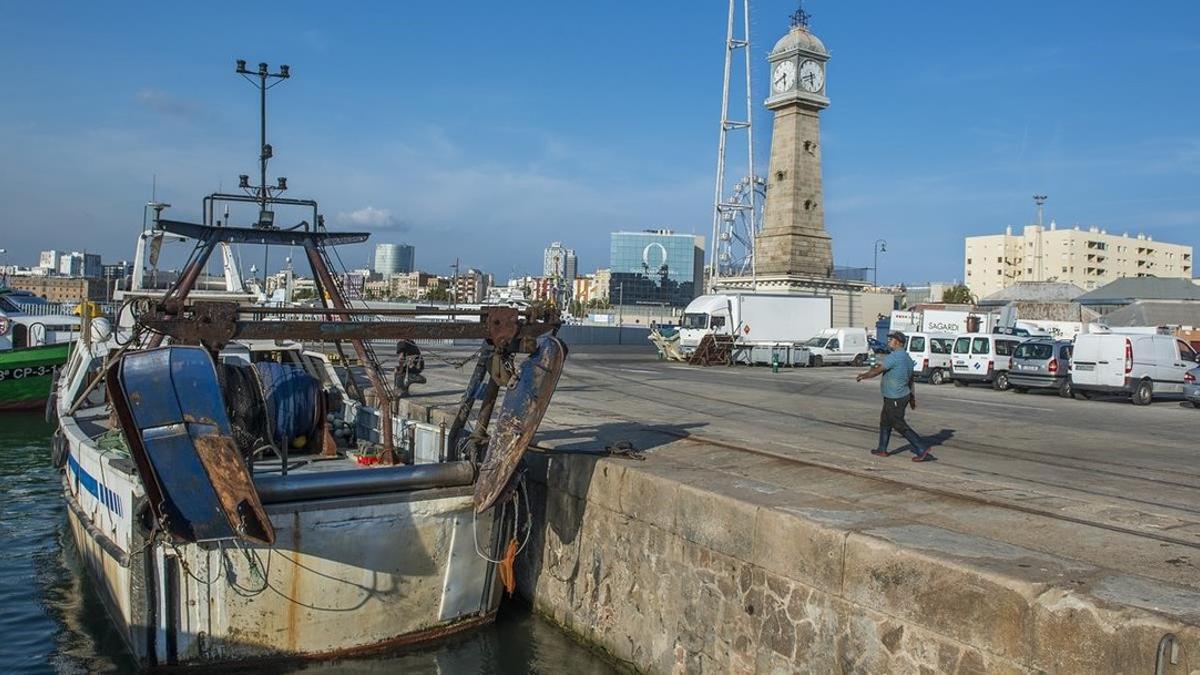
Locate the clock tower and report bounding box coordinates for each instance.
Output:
[756,11,833,278]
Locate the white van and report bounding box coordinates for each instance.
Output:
[802,327,869,367]
[904,332,954,384]
[1071,332,1200,405]
[950,333,1023,390]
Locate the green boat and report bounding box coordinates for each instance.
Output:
[0,290,82,411]
[0,342,72,411]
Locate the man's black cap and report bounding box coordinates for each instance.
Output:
[887,331,907,343]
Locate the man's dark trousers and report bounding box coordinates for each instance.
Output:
[878,396,927,456]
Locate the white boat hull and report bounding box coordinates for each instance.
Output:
[60,411,503,668]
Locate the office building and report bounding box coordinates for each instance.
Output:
[372,243,415,276]
[543,242,578,282]
[39,250,63,273]
[965,224,1194,297]
[608,230,704,307]
[56,252,102,278]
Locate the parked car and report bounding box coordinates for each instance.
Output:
[950,333,1023,390]
[1185,366,1200,408]
[1071,332,1200,405]
[904,332,954,385]
[1008,338,1074,397]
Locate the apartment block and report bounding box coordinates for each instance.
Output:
[965,224,1193,297]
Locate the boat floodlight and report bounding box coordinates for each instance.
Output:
[259,210,275,228]
[280,64,290,77]
[239,174,250,188]
[277,177,287,190]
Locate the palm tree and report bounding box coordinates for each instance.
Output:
[941,284,976,305]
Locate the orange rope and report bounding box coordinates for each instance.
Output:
[498,536,518,596]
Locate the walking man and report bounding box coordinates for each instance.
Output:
[856,331,936,462]
[394,339,427,397]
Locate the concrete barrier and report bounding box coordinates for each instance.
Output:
[402,401,1200,674]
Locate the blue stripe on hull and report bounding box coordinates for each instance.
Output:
[67,452,123,517]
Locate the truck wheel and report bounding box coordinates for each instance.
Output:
[811,355,824,368]
[1058,380,1073,398]
[993,372,1011,391]
[851,354,865,367]
[1131,379,1153,406]
[930,369,946,385]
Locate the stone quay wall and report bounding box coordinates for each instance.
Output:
[402,402,1199,674]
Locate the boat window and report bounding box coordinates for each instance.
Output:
[12,324,28,349]
[953,337,970,354]
[0,297,19,312]
[681,313,708,329]
[930,338,952,354]
[971,337,990,354]
[1015,343,1053,360]
[908,336,926,352]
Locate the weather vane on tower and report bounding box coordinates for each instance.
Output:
[790,1,811,29]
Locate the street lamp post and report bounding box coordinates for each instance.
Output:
[873,239,887,288]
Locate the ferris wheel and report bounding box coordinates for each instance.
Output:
[715,175,765,279]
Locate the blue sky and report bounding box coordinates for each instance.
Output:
[1,1,1198,284]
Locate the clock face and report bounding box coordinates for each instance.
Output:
[772,61,796,93]
[799,59,824,93]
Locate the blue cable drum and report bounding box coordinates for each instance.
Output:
[253,362,322,448]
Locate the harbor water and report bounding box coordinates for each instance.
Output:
[0,412,621,674]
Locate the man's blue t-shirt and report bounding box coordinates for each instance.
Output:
[881,349,913,399]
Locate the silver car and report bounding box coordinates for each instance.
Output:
[1185,365,1200,408]
[1009,338,1074,397]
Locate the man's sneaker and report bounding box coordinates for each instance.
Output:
[911,450,937,462]
[870,449,889,457]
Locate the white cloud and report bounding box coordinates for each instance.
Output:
[335,206,408,231]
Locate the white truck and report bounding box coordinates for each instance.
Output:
[678,293,832,364]
[802,327,869,367]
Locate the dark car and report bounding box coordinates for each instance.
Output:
[1009,338,1074,397]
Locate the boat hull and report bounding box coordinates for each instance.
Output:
[60,414,504,668]
[0,342,70,410]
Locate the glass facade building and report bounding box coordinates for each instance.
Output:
[608,230,705,307]
[372,243,415,276]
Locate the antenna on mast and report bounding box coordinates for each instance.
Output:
[235,59,291,229]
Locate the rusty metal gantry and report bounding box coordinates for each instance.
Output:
[138,218,561,464]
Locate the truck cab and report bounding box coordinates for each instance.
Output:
[678,295,732,352]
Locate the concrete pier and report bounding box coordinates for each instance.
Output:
[400,345,1200,673]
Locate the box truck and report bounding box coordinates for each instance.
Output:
[678,293,832,363]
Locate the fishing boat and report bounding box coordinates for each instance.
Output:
[0,289,82,411]
[54,61,565,668]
